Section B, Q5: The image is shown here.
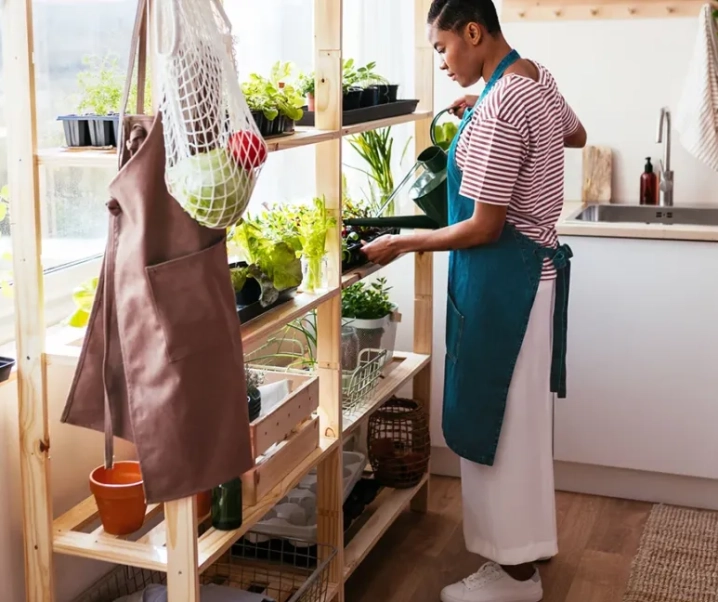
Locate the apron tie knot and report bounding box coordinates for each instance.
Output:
[551,244,573,270]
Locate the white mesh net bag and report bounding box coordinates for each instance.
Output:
[153,0,268,229]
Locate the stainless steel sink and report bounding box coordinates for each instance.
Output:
[567,204,718,227]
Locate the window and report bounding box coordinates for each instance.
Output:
[0,0,422,347]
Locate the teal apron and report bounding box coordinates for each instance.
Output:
[442,50,572,465]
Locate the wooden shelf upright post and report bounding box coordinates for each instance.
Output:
[411,0,435,513]
[314,0,346,597]
[3,0,55,600]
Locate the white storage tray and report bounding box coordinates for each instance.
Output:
[249,451,366,543]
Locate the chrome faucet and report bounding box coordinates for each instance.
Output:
[656,107,674,207]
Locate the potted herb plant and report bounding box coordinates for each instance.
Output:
[342,59,364,111]
[296,196,335,293]
[341,277,399,368]
[298,72,316,111]
[229,213,303,310]
[242,62,305,138]
[58,53,152,148]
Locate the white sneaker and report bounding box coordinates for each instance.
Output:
[440,562,543,602]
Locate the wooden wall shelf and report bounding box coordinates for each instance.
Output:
[502,0,709,21]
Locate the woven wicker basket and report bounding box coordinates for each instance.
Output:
[367,397,430,489]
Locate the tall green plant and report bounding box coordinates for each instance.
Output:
[347,127,413,216]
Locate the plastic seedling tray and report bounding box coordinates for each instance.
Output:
[250,451,367,543]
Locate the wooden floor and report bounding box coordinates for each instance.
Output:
[345,476,652,602]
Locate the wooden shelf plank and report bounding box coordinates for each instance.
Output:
[501,0,706,21]
[343,351,431,436]
[240,288,339,350]
[44,288,340,367]
[52,436,340,573]
[35,112,433,168]
[341,110,432,137]
[343,474,429,579]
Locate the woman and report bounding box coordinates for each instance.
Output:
[361,1,586,601]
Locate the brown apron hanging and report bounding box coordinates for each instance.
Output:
[61,0,254,504]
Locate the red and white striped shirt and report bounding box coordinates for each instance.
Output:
[455,60,579,280]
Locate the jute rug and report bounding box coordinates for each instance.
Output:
[623,504,718,602]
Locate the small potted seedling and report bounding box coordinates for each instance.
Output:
[269,62,305,133]
[298,72,316,111]
[341,277,399,369]
[342,59,364,111]
[57,54,123,148]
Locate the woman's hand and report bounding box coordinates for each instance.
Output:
[361,234,400,266]
[449,95,478,119]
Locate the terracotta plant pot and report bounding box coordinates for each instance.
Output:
[196,490,212,519]
[89,461,147,536]
[307,93,315,112]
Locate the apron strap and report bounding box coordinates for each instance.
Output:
[548,243,572,398]
[120,0,149,118]
[101,208,119,469]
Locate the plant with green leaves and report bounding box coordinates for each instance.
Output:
[76,53,152,115]
[242,62,305,123]
[295,196,335,293]
[298,71,315,97]
[433,120,459,151]
[66,277,99,328]
[347,127,411,216]
[229,214,303,306]
[342,277,394,320]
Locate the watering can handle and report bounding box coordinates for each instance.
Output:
[430,107,458,146]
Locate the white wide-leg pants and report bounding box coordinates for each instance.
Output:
[460,279,558,566]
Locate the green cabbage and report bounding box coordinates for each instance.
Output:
[167,148,254,228]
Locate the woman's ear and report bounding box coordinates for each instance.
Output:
[465,22,483,46]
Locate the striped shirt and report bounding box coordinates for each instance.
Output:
[455,60,579,280]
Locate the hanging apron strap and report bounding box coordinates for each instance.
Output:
[538,243,573,399]
[103,0,149,469]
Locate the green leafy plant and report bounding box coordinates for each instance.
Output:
[342,277,394,320]
[298,72,315,97]
[75,53,152,115]
[347,127,411,216]
[229,214,303,306]
[242,62,305,123]
[295,196,336,293]
[433,120,459,151]
[66,277,99,328]
[342,59,388,92]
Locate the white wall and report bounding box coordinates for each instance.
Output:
[387,4,718,449]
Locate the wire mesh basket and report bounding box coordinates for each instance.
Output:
[245,334,386,420]
[72,538,336,602]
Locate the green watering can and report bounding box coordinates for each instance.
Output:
[344,108,459,231]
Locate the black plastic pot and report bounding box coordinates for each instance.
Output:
[0,357,15,383]
[248,389,261,422]
[377,84,400,104]
[57,115,92,147]
[283,118,295,133]
[111,114,120,146]
[232,262,262,307]
[270,115,286,136]
[88,116,116,147]
[360,86,380,108]
[343,88,363,111]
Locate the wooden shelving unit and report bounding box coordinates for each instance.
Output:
[4,0,435,600]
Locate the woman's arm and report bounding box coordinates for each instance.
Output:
[361,202,507,265]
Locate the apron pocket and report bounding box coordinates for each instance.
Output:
[446,292,464,363]
[146,238,235,362]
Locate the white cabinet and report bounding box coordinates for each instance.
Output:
[555,235,718,479]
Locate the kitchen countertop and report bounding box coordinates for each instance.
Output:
[557,201,718,242]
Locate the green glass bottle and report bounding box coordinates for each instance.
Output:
[211,478,243,530]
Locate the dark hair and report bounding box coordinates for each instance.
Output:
[427,0,501,35]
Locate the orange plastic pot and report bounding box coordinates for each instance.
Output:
[196,490,211,519]
[89,461,147,536]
